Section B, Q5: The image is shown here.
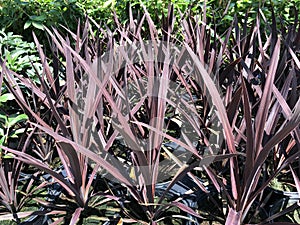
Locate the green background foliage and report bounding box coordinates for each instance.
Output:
[1,0,299,43]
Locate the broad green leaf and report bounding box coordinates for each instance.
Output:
[32,21,44,30]
[0,114,7,124]
[24,20,32,29]
[11,49,27,59]
[0,135,6,146]
[3,153,15,159]
[7,114,28,127]
[0,93,15,103]
[11,128,31,136]
[29,15,46,22]
[103,0,114,9]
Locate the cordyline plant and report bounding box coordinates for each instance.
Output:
[0,3,300,225]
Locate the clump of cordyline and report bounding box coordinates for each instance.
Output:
[1,3,300,225]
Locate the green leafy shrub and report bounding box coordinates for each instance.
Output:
[1,0,299,46]
[0,0,84,46]
[0,95,28,150]
[0,31,43,82]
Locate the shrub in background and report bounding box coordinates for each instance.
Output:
[1,0,299,45]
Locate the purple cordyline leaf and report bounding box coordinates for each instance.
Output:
[229,158,240,201]
[164,91,206,151]
[148,63,170,188]
[233,124,245,148]
[64,37,80,144]
[265,71,293,134]
[242,149,300,222]
[33,198,68,209]
[204,27,211,66]
[227,86,242,125]
[141,3,158,51]
[234,16,241,56]
[271,75,300,143]
[258,97,300,165]
[49,27,144,156]
[205,166,222,193]
[0,146,86,206]
[128,4,135,34]
[58,23,79,46]
[31,123,134,187]
[0,60,25,103]
[225,208,241,225]
[289,165,300,197]
[194,20,204,64]
[131,120,200,157]
[112,121,148,163]
[104,131,119,152]
[81,20,90,51]
[241,98,300,213]
[181,16,193,46]
[57,142,82,191]
[51,40,61,96]
[48,29,98,85]
[166,4,174,40]
[32,36,70,137]
[254,37,280,157]
[174,66,196,104]
[0,168,12,204]
[56,144,76,186]
[70,207,83,225]
[118,25,136,44]
[273,79,300,145]
[170,201,202,219]
[184,44,236,154]
[184,44,239,200]
[241,77,255,185]
[288,46,300,69]
[1,61,63,124]
[186,172,208,193]
[83,164,100,201]
[66,53,136,153]
[256,16,267,68]
[136,14,146,38]
[32,33,55,93]
[219,57,242,85]
[273,84,293,119]
[164,93,202,132]
[260,34,272,71]
[8,177,16,210]
[12,71,56,108]
[0,63,51,129]
[258,202,299,224]
[222,20,234,58]
[157,152,240,206]
[188,17,197,50]
[208,43,216,75]
[44,27,64,54]
[80,70,98,148]
[50,217,65,225]
[156,163,190,205]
